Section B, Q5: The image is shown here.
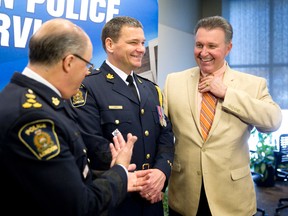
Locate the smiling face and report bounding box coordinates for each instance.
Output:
[106,26,146,74]
[194,27,232,74]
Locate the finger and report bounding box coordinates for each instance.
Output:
[112,136,120,151]
[116,132,125,148]
[109,143,116,155]
[135,169,152,178]
[134,177,150,188]
[128,163,136,171]
[146,193,153,201]
[125,133,137,151]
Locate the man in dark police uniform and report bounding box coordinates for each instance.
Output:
[0,18,150,216]
[70,16,174,216]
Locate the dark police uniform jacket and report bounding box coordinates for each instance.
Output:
[0,72,128,216]
[70,62,174,216]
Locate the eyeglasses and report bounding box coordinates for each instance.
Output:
[73,53,94,72]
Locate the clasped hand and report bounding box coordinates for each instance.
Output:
[109,132,152,193]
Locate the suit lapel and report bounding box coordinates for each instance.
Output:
[187,69,203,137]
[208,66,236,140]
[135,76,148,106]
[102,63,139,104]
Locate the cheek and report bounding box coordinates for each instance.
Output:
[73,68,86,84]
[194,49,200,57]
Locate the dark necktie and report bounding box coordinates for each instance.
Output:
[126,75,139,101]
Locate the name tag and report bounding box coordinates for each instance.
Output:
[108,105,123,109]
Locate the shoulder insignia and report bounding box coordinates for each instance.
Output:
[86,68,101,77]
[18,119,60,160]
[155,85,163,107]
[70,84,87,107]
[52,97,60,106]
[106,73,114,79]
[135,74,157,85]
[22,89,42,109]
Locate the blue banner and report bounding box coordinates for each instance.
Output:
[0,0,158,90]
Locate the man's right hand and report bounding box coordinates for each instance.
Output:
[128,170,152,192]
[110,133,137,169]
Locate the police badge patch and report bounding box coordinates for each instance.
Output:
[18,119,60,160]
[70,84,87,107]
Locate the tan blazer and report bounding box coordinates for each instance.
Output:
[163,65,282,216]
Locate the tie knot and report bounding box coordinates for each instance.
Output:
[126,75,134,85]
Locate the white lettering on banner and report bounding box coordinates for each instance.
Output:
[0,13,10,46]
[79,0,89,20]
[89,0,120,23]
[47,0,65,17]
[0,0,122,48]
[27,0,120,22]
[89,0,106,23]
[66,0,80,20]
[14,16,41,48]
[0,0,14,8]
[106,0,120,22]
[0,14,42,47]
[27,0,45,13]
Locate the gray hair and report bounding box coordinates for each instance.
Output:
[101,16,143,52]
[29,19,88,66]
[194,16,233,44]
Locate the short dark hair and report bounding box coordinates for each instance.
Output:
[101,16,143,52]
[194,16,233,44]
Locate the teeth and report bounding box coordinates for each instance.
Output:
[202,58,212,62]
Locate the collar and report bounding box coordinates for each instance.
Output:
[105,60,135,85]
[22,67,62,97]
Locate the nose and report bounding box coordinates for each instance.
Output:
[200,46,208,56]
[137,43,146,53]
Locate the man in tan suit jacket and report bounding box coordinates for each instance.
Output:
[163,16,282,216]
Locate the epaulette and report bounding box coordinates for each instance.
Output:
[135,74,157,85]
[86,68,101,77]
[22,89,43,109]
[135,74,163,107]
[154,85,163,107]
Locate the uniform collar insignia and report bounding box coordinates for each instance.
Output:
[52,97,60,106]
[106,73,114,79]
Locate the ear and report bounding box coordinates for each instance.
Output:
[62,54,74,73]
[225,42,232,56]
[105,37,114,53]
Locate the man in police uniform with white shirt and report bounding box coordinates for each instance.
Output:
[70,16,174,216]
[0,18,150,216]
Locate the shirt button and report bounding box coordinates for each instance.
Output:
[141,109,145,115]
[144,130,149,136]
[146,154,150,159]
[115,120,120,124]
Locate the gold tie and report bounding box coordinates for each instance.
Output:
[200,92,217,141]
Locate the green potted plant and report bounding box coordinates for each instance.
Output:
[250,128,276,187]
